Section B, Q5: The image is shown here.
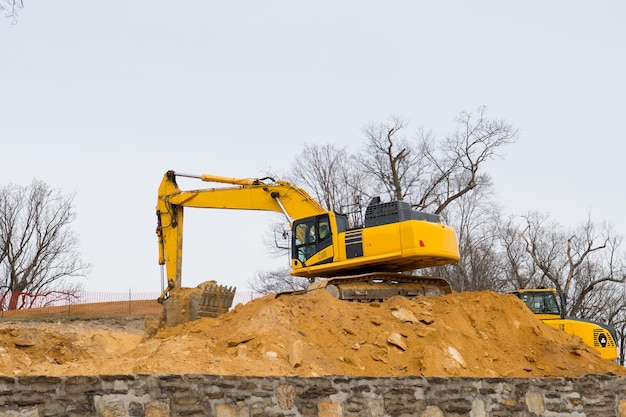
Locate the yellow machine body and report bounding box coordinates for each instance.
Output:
[510,288,618,361]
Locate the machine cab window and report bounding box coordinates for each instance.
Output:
[293,214,332,265]
[516,291,561,315]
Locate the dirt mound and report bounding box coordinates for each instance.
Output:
[0,289,624,377]
[0,319,143,376]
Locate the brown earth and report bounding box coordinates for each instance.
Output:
[0,288,624,378]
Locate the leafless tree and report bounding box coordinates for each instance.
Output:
[519,211,625,318]
[496,215,543,290]
[0,180,90,310]
[262,219,291,254]
[248,267,309,295]
[1,0,23,23]
[289,143,365,223]
[438,182,507,292]
[416,107,518,214]
[357,116,426,202]
[356,108,518,215]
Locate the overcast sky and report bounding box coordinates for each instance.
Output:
[1,1,625,293]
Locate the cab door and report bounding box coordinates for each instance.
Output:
[292,214,332,267]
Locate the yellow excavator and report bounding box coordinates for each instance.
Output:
[509,288,618,361]
[156,170,460,312]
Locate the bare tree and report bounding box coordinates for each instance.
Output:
[519,211,625,318]
[357,116,426,202]
[496,215,543,290]
[290,142,365,221]
[0,180,90,310]
[356,107,518,217]
[248,267,309,295]
[1,0,23,23]
[438,182,506,292]
[415,106,518,214]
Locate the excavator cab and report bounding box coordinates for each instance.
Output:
[510,289,561,319]
[292,213,348,267]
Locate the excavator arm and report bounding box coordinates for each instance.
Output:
[156,170,327,299]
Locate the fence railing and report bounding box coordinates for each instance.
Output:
[0,290,263,319]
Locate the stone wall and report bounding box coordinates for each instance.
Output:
[1,374,626,417]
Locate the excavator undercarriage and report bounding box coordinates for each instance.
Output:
[287,273,452,302]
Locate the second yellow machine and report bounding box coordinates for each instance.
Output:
[509,288,618,361]
[156,170,460,303]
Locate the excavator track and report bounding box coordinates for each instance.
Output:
[306,273,452,302]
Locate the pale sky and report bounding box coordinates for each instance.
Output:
[1,1,625,293]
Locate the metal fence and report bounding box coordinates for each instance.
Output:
[0,290,263,319]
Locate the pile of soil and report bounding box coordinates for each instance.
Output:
[0,288,624,378]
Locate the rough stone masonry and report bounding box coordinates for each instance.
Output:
[1,373,626,417]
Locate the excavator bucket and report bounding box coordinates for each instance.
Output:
[197,283,237,318]
[154,281,237,329]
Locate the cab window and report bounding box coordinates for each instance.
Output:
[292,214,332,265]
[294,220,316,263]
